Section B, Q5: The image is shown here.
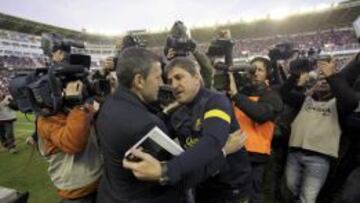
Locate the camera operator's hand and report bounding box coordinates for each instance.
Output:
[228,72,238,97]
[0,95,12,106]
[64,80,84,97]
[25,136,36,147]
[297,72,310,87]
[318,59,336,77]
[104,57,115,72]
[166,48,176,60]
[223,129,247,156]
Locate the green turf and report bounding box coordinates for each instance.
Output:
[0,112,59,203]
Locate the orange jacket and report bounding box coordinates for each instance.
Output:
[233,96,275,155]
[37,106,99,199]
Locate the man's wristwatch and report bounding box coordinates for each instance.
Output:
[159,162,170,186]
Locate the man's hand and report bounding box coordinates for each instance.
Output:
[0,95,12,106]
[122,148,162,181]
[25,136,36,147]
[318,59,336,77]
[166,48,176,60]
[297,72,310,87]
[64,80,83,97]
[223,129,247,155]
[103,57,115,72]
[228,72,238,97]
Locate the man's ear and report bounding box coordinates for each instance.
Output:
[132,73,145,89]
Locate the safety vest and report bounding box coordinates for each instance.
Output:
[233,96,275,155]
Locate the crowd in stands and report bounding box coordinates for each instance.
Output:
[0,27,359,70]
[0,55,47,69]
[233,28,358,57]
[0,30,41,44]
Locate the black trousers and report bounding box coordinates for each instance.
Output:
[249,162,266,203]
[0,121,15,150]
[195,186,248,203]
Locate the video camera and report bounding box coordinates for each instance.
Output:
[165,21,196,57]
[213,62,256,93]
[112,34,146,69]
[207,29,234,65]
[41,33,85,56]
[9,33,111,116]
[268,43,297,61]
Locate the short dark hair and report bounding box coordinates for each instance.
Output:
[165,57,198,76]
[116,47,160,88]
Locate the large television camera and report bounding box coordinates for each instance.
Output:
[207,29,234,66]
[212,61,256,93]
[165,21,196,57]
[207,29,249,92]
[9,33,110,116]
[268,43,297,61]
[112,34,147,67]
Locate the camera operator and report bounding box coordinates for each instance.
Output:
[228,57,283,203]
[164,21,213,88]
[279,56,358,203]
[99,33,148,94]
[36,39,103,203]
[0,68,17,154]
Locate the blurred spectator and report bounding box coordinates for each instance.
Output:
[0,68,17,154]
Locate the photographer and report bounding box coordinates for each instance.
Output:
[280,57,358,203]
[268,43,299,86]
[36,42,103,203]
[99,33,148,94]
[228,57,283,203]
[0,68,17,154]
[164,21,213,88]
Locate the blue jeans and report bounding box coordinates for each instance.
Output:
[285,150,330,203]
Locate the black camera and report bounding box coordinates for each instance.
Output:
[207,39,234,59]
[289,58,313,76]
[112,34,146,70]
[165,21,196,57]
[41,33,85,56]
[213,62,255,93]
[269,43,296,61]
[207,29,234,68]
